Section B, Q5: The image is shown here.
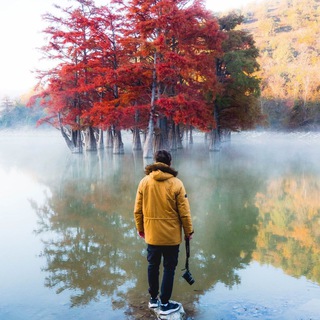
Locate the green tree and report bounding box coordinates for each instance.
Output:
[211,13,262,151]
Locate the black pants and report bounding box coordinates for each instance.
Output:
[147,244,180,304]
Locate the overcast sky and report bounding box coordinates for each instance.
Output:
[0,0,257,100]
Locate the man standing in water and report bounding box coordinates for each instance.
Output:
[134,150,194,315]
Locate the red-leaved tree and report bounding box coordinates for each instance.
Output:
[32,0,226,155]
[121,0,225,157]
[34,0,104,153]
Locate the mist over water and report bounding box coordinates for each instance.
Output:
[0,129,320,320]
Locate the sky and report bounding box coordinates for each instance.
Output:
[0,0,257,101]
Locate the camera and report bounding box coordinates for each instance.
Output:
[182,270,195,285]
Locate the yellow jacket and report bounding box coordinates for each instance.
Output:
[134,162,193,246]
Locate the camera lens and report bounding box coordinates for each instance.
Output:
[182,270,195,285]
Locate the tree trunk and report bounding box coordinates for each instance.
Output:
[143,52,158,159]
[58,113,83,153]
[142,130,147,143]
[144,116,155,158]
[209,102,221,152]
[132,107,142,151]
[95,128,104,150]
[169,121,177,150]
[176,124,183,149]
[113,129,124,154]
[83,127,97,151]
[60,127,83,153]
[106,127,113,149]
[169,121,183,150]
[154,117,169,152]
[209,128,221,152]
[189,126,193,144]
[132,128,142,151]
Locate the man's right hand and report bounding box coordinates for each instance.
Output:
[138,231,145,239]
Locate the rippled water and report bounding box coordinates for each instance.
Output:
[1,129,320,320]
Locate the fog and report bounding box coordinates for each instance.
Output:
[0,129,320,319]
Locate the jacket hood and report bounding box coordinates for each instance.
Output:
[144,162,178,180]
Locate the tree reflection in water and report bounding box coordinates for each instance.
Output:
[30,143,320,317]
[31,147,260,315]
[31,151,144,308]
[254,168,320,283]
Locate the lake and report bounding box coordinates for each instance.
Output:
[0,129,320,320]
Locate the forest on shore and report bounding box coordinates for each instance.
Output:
[237,0,320,130]
[1,0,319,154]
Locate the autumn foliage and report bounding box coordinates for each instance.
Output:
[31,0,261,153]
[239,0,320,129]
[254,174,320,283]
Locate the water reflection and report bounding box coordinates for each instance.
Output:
[25,133,320,318]
[32,153,143,308]
[31,146,261,312]
[254,171,320,283]
[178,149,261,291]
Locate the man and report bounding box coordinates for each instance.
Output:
[134,150,194,315]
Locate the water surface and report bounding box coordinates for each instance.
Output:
[0,130,320,320]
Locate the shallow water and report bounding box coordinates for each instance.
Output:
[0,130,320,320]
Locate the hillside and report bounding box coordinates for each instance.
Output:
[231,0,320,129]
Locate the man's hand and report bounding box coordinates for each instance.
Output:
[138,231,145,239]
[185,231,194,240]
